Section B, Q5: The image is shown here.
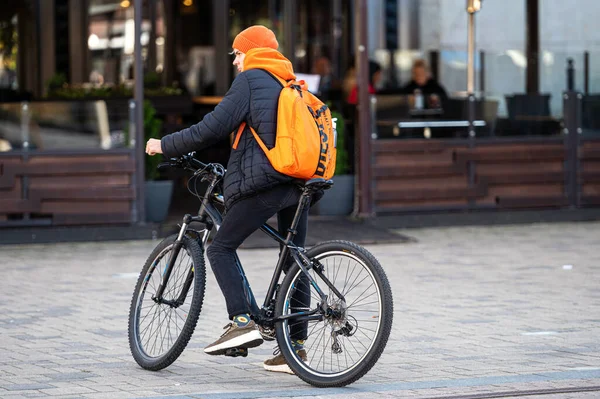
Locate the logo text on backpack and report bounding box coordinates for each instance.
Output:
[315,123,328,177]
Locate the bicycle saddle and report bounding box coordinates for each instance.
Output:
[303,178,334,192]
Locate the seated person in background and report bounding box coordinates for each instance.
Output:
[346,60,382,105]
[312,56,334,98]
[401,59,448,109]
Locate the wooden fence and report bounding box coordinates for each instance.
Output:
[372,137,600,213]
[0,150,136,226]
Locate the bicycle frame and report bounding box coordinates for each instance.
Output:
[155,164,345,327]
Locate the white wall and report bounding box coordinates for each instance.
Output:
[421,0,600,52]
[416,0,600,116]
[365,0,600,116]
[367,0,385,56]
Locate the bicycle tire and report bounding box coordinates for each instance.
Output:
[275,240,393,387]
[128,234,206,371]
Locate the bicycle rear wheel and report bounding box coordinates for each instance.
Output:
[275,240,393,387]
[128,234,206,371]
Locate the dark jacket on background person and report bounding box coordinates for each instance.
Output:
[160,48,297,209]
[401,79,448,101]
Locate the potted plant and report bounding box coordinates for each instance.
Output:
[142,100,174,223]
[313,109,355,216]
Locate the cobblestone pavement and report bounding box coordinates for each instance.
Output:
[1,221,599,399]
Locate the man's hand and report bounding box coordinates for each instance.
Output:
[146,138,163,155]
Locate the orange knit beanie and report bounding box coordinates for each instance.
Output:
[232,25,279,54]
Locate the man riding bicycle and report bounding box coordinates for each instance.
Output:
[145,25,314,374]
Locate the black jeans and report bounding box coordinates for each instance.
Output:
[206,184,311,340]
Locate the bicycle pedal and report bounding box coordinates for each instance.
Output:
[224,347,248,357]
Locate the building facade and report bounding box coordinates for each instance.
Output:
[1,0,599,228]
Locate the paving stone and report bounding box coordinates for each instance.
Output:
[1,222,599,398]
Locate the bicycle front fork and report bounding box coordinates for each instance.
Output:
[153,214,209,307]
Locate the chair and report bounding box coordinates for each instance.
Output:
[505,94,551,119]
[504,94,555,136]
[582,94,600,131]
[482,99,499,136]
[373,94,411,120]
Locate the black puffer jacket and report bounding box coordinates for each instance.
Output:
[161,49,297,209]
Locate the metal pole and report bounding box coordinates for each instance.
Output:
[466,1,478,208]
[566,58,575,91]
[355,0,373,217]
[21,102,31,222]
[563,92,582,208]
[134,0,145,224]
[466,7,476,140]
[479,50,485,95]
[526,0,539,94]
[467,12,475,94]
[584,51,590,95]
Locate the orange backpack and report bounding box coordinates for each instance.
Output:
[232,74,336,180]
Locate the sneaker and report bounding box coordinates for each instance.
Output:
[204,320,263,355]
[263,347,308,374]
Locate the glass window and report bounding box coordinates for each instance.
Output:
[0,10,19,92]
[0,100,130,152]
[175,0,215,96]
[87,0,165,85]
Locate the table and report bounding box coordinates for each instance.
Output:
[376,119,487,138]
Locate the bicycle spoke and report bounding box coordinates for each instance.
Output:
[315,327,331,370]
[353,330,373,351]
[343,272,369,298]
[347,283,377,308]
[165,254,185,299]
[140,303,162,340]
[291,283,320,307]
[340,335,356,364]
[306,325,327,367]
[139,304,158,325]
[344,333,363,358]
[347,300,380,309]
[146,306,162,354]
[158,306,171,355]
[332,257,342,286]
[135,245,196,358]
[342,337,350,369]
[340,260,358,296]
[283,250,385,377]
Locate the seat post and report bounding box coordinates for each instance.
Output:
[284,192,312,244]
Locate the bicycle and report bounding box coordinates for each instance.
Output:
[128,152,393,387]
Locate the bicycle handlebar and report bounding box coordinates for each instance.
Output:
[157,152,224,179]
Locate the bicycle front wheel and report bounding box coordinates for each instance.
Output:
[128,234,206,371]
[275,240,393,387]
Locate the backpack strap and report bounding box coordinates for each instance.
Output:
[232,122,246,150]
[232,121,270,153]
[233,70,304,151]
[261,69,304,92]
